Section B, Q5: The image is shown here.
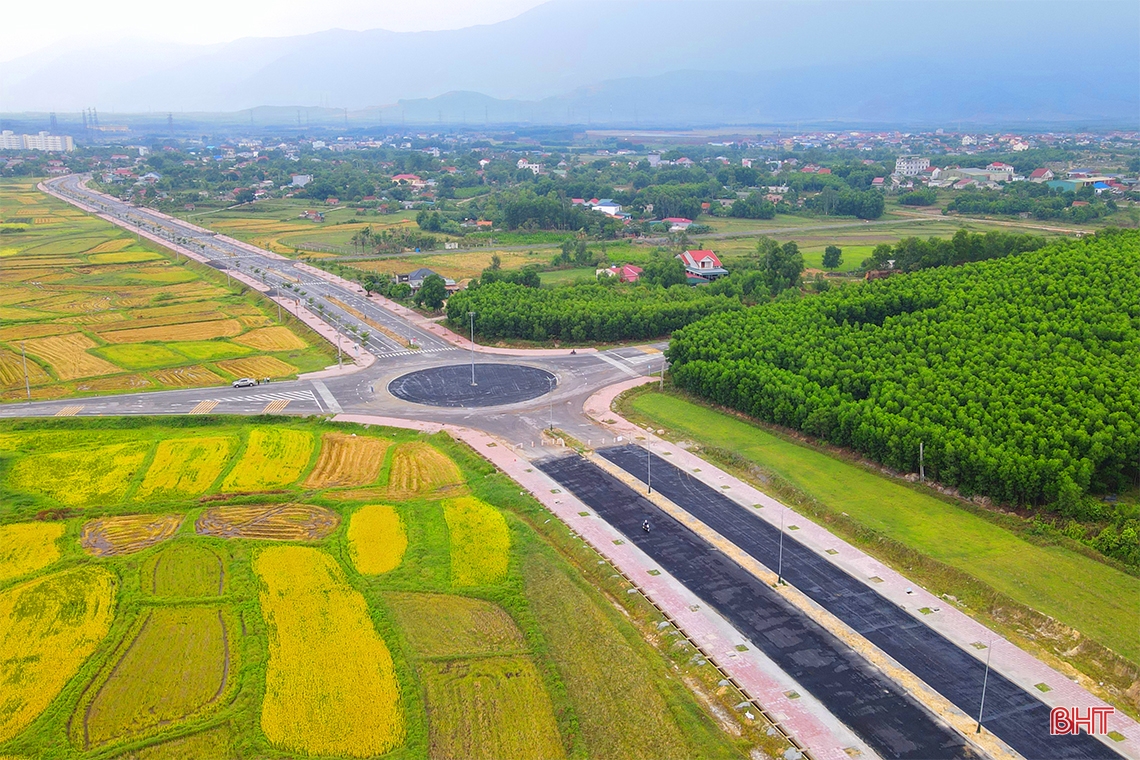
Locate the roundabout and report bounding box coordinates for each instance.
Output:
[387,363,556,408]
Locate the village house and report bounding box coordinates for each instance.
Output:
[597,264,643,283]
[678,250,728,281]
[1028,168,1054,183]
[662,217,693,231]
[396,268,460,293]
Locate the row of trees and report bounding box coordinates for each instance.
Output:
[667,231,1140,566]
[863,229,1047,272]
[446,282,741,342]
[350,225,438,254]
[946,184,1115,222]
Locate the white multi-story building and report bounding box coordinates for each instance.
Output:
[0,130,74,151]
[894,155,930,176]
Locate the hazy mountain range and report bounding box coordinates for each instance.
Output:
[2,0,1137,127]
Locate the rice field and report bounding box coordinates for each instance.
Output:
[81,514,184,556]
[0,522,64,583]
[0,418,750,758]
[255,545,405,757]
[443,497,510,587]
[220,428,314,491]
[386,442,466,499]
[0,566,117,742]
[78,606,232,748]
[215,355,298,380]
[347,505,406,574]
[0,180,334,401]
[304,432,391,488]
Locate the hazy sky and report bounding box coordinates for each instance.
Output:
[3,0,548,62]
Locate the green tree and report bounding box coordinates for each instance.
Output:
[490,253,502,270]
[415,275,448,311]
[822,245,843,269]
[760,240,804,295]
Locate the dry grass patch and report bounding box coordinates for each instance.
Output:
[0,567,117,742]
[443,497,510,587]
[220,428,313,490]
[255,546,405,757]
[9,441,149,507]
[0,522,65,583]
[305,432,390,488]
[149,365,225,387]
[234,326,308,351]
[386,442,465,499]
[97,319,242,344]
[347,505,406,574]
[81,514,184,556]
[196,504,338,541]
[386,593,525,658]
[79,606,232,748]
[215,355,298,379]
[23,332,121,380]
[135,436,234,499]
[74,374,151,392]
[423,656,565,760]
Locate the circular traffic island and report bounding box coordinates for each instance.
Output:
[388,363,556,408]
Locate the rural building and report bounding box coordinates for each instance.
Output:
[1,130,75,152]
[598,264,643,283]
[290,174,312,187]
[1028,168,1054,182]
[894,156,930,176]
[678,250,728,280]
[592,199,623,216]
[662,217,693,231]
[397,268,459,292]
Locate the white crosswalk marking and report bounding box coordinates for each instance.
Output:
[375,346,460,358]
[198,390,319,404]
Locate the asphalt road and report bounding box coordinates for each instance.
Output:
[537,453,975,760]
[598,445,1120,760]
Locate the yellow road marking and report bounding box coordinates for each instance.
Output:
[636,345,662,354]
[54,405,83,417]
[262,399,290,414]
[189,400,219,415]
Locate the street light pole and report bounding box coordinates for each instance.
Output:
[21,341,31,400]
[976,634,995,733]
[647,437,652,494]
[777,506,786,585]
[335,317,342,369]
[468,311,477,386]
[548,376,554,432]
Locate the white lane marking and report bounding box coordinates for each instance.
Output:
[217,390,318,403]
[595,353,641,378]
[310,380,342,414]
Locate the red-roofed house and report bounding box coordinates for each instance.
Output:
[662,217,693,230]
[678,250,728,280]
[599,264,643,283]
[1029,168,1054,183]
[871,177,885,187]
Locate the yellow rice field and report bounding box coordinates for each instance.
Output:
[22,333,121,380]
[0,349,50,388]
[9,441,150,507]
[443,497,510,587]
[134,436,235,499]
[347,505,406,574]
[220,428,314,491]
[255,546,405,757]
[80,514,184,556]
[0,566,117,742]
[97,319,244,344]
[0,522,65,584]
[149,365,225,387]
[234,326,308,351]
[386,442,465,499]
[304,432,390,488]
[216,355,298,379]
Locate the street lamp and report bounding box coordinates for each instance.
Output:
[777,506,786,585]
[468,311,477,386]
[976,634,995,733]
[647,437,652,494]
[547,376,555,432]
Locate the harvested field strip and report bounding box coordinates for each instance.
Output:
[23,333,122,380]
[0,567,117,742]
[135,436,234,499]
[150,544,225,597]
[97,319,243,344]
[347,505,406,574]
[97,311,229,332]
[9,441,149,507]
[0,349,50,387]
[255,546,405,757]
[149,365,224,387]
[304,432,391,488]
[0,522,65,584]
[87,251,163,264]
[423,656,565,760]
[81,606,231,748]
[524,556,695,760]
[220,428,313,490]
[85,238,135,254]
[75,374,150,392]
[81,514,184,556]
[215,355,298,380]
[196,504,339,541]
[386,593,525,658]
[386,442,465,499]
[444,497,510,587]
[0,323,75,340]
[327,296,411,348]
[233,326,308,351]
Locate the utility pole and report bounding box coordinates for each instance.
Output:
[335,317,343,368]
[777,507,786,585]
[976,634,995,733]
[919,441,925,482]
[647,437,652,494]
[548,376,554,432]
[468,311,477,386]
[21,342,31,400]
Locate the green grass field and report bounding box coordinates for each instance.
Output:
[620,390,1140,705]
[0,417,771,759]
[0,180,334,402]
